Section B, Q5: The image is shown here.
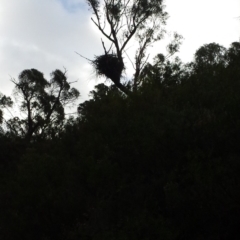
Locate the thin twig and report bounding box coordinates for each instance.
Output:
[75,52,92,62]
[101,39,108,54]
[123,49,135,69]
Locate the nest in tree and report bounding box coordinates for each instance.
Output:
[92,54,124,83]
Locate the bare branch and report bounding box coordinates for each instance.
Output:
[101,39,108,54]
[91,17,115,42]
[75,52,92,62]
[123,49,135,69]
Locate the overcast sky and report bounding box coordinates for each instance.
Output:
[0,0,240,103]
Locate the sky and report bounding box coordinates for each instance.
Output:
[0,0,239,106]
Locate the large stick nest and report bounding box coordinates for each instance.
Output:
[92,54,124,83]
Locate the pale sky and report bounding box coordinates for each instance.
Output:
[0,0,239,103]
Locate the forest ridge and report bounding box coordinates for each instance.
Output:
[0,0,240,239]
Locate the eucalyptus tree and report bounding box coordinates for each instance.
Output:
[227,41,240,66]
[85,0,176,94]
[0,94,13,125]
[9,69,80,141]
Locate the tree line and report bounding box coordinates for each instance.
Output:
[0,0,240,239]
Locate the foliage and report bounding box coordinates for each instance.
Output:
[1,41,240,240]
[8,68,80,141]
[85,0,170,94]
[0,93,13,125]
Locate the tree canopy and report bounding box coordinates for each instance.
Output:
[1,41,240,240]
[7,68,80,141]
[0,4,240,238]
[85,0,174,94]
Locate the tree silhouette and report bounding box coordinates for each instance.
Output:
[1,41,240,240]
[85,0,170,94]
[9,69,80,141]
[0,93,13,126]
